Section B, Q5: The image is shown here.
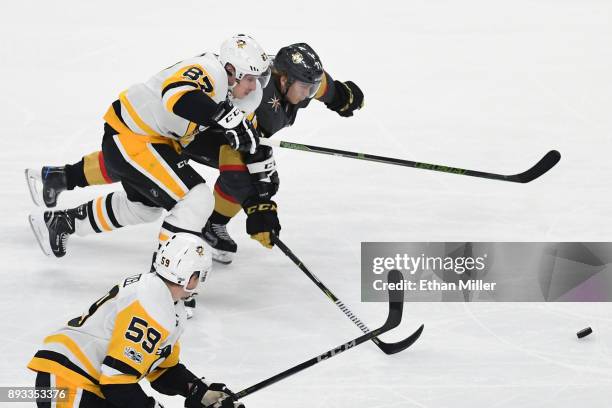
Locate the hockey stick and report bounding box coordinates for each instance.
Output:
[233,269,405,399]
[259,139,561,183]
[272,235,424,355]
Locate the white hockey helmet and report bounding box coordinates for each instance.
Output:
[220,34,271,87]
[154,233,212,293]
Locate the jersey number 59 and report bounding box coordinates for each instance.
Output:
[125,317,162,353]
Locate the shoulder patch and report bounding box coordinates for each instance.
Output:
[124,346,143,364]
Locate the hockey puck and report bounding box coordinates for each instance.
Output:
[577,327,592,339]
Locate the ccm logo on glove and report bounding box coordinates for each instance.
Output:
[245,203,277,214]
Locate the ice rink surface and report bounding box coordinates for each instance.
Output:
[1,1,611,406]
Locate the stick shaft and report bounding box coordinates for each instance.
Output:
[234,324,387,399]
[273,236,379,337]
[260,139,560,183]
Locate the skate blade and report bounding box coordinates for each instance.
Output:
[212,248,233,264]
[28,213,52,256]
[25,168,44,207]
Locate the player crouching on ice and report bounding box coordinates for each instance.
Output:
[28,233,244,408]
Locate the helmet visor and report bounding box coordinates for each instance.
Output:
[293,77,322,99]
[184,271,202,293]
[257,66,271,88]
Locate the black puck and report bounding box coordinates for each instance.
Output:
[577,327,592,339]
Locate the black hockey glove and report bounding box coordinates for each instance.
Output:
[184,380,244,408]
[325,80,364,117]
[214,100,260,154]
[243,199,280,249]
[245,145,280,201]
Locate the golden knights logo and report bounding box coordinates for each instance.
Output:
[291,52,303,64]
[268,94,281,113]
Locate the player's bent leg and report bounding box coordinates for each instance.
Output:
[203,184,241,264]
[71,190,163,236]
[25,151,114,208]
[160,183,214,243]
[29,191,163,258]
[203,145,256,264]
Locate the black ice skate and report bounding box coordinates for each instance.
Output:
[25,166,67,208]
[28,206,85,257]
[202,220,237,264]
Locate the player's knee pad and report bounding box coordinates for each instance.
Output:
[113,190,163,225]
[165,183,214,231]
[217,171,254,203]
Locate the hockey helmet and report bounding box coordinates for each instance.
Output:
[220,34,271,87]
[154,233,212,293]
[273,43,324,97]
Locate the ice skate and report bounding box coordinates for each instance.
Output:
[25,166,67,208]
[203,220,237,264]
[28,206,84,257]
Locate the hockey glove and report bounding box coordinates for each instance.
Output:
[245,145,280,201]
[214,100,260,154]
[325,80,364,117]
[184,380,244,408]
[243,199,280,249]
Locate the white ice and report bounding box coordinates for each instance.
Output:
[1,1,611,407]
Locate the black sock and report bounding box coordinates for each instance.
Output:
[65,159,88,190]
[209,211,231,225]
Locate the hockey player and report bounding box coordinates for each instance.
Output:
[28,233,244,408]
[28,34,274,260]
[27,43,363,263]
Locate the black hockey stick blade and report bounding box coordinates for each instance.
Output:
[510,150,561,183]
[381,269,405,329]
[234,270,405,400]
[372,269,424,354]
[272,235,424,354]
[372,323,425,354]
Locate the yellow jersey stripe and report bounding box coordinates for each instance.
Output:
[119,91,160,137]
[27,358,104,398]
[165,89,190,112]
[54,375,79,407]
[114,134,186,200]
[43,334,100,379]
